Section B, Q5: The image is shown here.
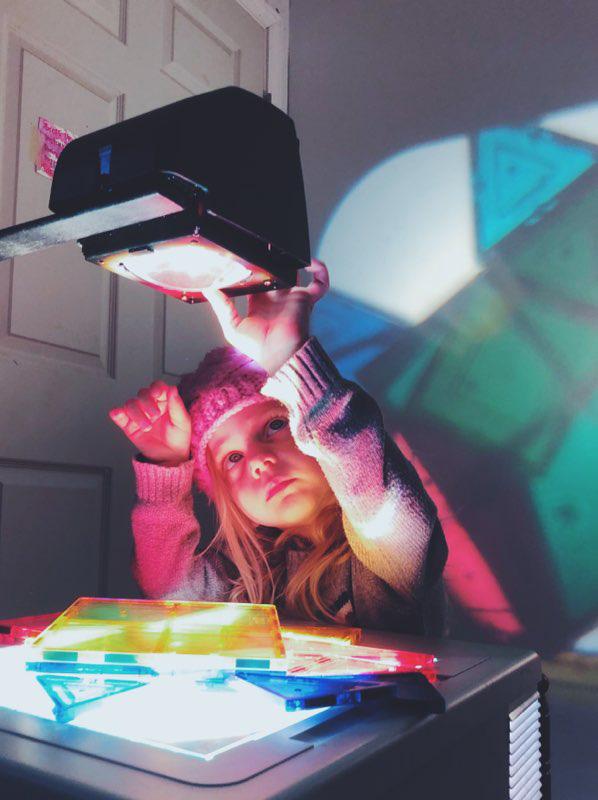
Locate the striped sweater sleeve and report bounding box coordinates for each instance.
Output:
[131,457,232,601]
[261,337,445,601]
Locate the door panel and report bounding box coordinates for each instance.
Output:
[0,460,109,617]
[0,0,285,616]
[63,0,126,40]
[10,49,118,358]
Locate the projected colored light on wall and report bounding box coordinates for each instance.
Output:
[317,136,482,324]
[475,126,595,251]
[315,111,598,653]
[395,434,524,639]
[311,291,398,381]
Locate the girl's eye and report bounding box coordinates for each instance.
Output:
[267,417,287,433]
[222,419,286,469]
[225,452,243,468]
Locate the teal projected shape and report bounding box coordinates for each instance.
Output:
[521,299,598,386]
[475,127,595,251]
[530,390,598,619]
[387,339,441,411]
[416,166,598,472]
[506,173,598,308]
[417,281,565,469]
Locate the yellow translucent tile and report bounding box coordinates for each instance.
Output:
[31,598,286,660]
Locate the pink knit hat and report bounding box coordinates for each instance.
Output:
[178,346,272,496]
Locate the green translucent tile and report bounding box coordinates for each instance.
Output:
[43,651,77,662]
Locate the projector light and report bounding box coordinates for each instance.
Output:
[96,233,278,302]
[103,236,252,293]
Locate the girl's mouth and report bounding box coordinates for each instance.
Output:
[266,478,296,502]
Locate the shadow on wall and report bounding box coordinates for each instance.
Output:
[312,118,598,658]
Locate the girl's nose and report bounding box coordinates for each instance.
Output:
[249,449,276,479]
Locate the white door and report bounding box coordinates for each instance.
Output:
[0,0,288,617]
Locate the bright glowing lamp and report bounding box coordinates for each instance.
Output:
[103,235,254,299]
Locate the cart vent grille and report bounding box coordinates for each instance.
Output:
[509,692,542,799]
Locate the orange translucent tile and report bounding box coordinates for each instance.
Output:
[280,621,362,646]
[30,598,286,661]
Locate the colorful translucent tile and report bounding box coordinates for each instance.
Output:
[0,612,60,645]
[236,671,445,713]
[283,638,437,679]
[280,621,362,646]
[236,672,392,710]
[37,674,146,723]
[28,598,286,674]
[26,660,159,677]
[0,647,332,758]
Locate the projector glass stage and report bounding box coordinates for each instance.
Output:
[96,233,279,301]
[0,646,330,763]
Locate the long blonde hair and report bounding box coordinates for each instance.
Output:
[203,449,351,622]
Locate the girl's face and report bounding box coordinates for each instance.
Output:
[209,399,329,528]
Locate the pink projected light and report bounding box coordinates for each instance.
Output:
[394,434,524,639]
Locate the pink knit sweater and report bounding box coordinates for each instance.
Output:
[131,338,448,635]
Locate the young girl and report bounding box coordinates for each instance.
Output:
[109,260,448,635]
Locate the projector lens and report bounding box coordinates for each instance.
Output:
[117,241,251,291]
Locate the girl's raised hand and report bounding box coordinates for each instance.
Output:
[109,381,191,466]
[203,258,330,375]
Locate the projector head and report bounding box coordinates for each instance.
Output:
[0,87,310,302]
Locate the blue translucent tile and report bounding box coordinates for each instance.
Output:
[236,672,394,711]
[237,671,446,713]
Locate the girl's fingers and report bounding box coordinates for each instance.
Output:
[109,408,143,440]
[109,408,128,429]
[203,288,241,338]
[246,291,268,315]
[303,258,330,303]
[137,388,161,420]
[148,380,169,398]
[124,398,152,432]
[167,386,190,429]
[246,290,278,319]
[148,381,171,413]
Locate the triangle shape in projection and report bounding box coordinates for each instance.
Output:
[475,126,595,251]
[37,674,146,723]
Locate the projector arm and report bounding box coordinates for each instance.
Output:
[0,193,185,261]
[0,172,207,261]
